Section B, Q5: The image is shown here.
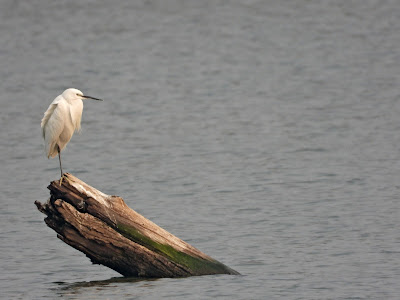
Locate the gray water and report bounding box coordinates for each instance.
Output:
[1,1,400,299]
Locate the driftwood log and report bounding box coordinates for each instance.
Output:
[35,173,239,277]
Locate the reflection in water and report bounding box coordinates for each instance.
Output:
[53,277,160,298]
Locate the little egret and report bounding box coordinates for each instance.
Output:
[41,88,102,178]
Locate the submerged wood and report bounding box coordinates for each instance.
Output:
[35,173,239,277]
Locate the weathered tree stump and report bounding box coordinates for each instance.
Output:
[35,173,239,277]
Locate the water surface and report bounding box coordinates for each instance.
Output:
[1,1,400,299]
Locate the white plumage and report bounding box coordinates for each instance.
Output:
[41,88,102,177]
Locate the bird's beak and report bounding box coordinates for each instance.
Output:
[82,95,103,101]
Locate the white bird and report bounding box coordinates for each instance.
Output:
[41,88,102,178]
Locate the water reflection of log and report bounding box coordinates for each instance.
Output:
[35,173,239,278]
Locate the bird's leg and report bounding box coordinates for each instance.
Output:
[58,146,64,185]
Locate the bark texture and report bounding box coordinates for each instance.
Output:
[35,173,239,277]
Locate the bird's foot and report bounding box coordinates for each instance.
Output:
[59,174,64,186]
[59,173,71,186]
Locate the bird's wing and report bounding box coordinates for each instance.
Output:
[41,96,61,137]
[41,97,67,158]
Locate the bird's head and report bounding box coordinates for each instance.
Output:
[62,88,102,103]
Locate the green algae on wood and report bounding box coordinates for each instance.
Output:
[116,223,239,275]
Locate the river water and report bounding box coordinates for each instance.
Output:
[1,1,400,299]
